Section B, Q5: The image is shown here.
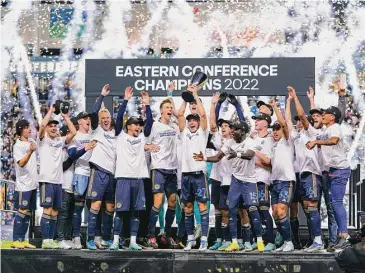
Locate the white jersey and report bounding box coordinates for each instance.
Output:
[252,134,274,185]
[181,127,208,173]
[89,127,116,174]
[210,131,232,186]
[319,123,349,170]
[62,148,74,193]
[115,131,149,178]
[13,139,38,191]
[291,129,321,176]
[38,135,66,184]
[307,125,326,172]
[270,136,296,182]
[221,138,258,183]
[147,121,178,170]
[68,131,92,177]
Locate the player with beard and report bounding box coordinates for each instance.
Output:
[38,106,77,249]
[86,84,117,250]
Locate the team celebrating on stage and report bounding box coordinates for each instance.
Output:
[11,82,351,253]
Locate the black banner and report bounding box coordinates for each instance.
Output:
[85,58,315,97]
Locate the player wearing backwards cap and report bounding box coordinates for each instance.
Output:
[178,84,210,251]
[286,86,324,252]
[251,112,276,252]
[109,87,155,250]
[306,105,351,252]
[195,120,265,252]
[11,120,38,249]
[67,111,97,249]
[145,90,180,249]
[38,105,76,249]
[265,99,296,252]
[257,100,274,117]
[86,84,117,250]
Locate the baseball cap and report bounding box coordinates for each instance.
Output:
[186,114,200,121]
[16,119,30,136]
[309,108,324,116]
[59,125,69,137]
[218,118,231,127]
[47,120,59,126]
[125,116,144,127]
[294,115,314,126]
[190,98,202,104]
[76,111,91,120]
[229,120,249,133]
[324,106,341,122]
[272,121,282,131]
[257,101,274,116]
[252,113,272,125]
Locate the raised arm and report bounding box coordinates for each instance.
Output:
[115,86,133,136]
[141,91,153,137]
[91,84,110,130]
[210,92,220,132]
[288,86,310,130]
[38,106,54,140]
[178,101,187,132]
[63,113,77,144]
[285,93,294,132]
[166,82,178,118]
[336,75,347,124]
[191,85,207,131]
[269,99,290,140]
[307,86,316,110]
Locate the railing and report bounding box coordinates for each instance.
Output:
[349,164,365,229]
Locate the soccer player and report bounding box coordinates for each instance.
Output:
[286,86,324,252]
[86,84,117,250]
[110,87,155,250]
[257,100,274,116]
[68,112,96,249]
[38,106,76,249]
[178,85,210,251]
[306,105,351,252]
[11,120,38,249]
[194,120,265,252]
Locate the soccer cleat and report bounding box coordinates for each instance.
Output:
[159,234,168,245]
[184,240,196,251]
[251,242,258,250]
[11,241,25,249]
[166,237,179,249]
[305,242,324,253]
[109,242,119,251]
[129,242,142,251]
[282,241,294,252]
[257,241,265,252]
[175,238,185,249]
[209,241,222,250]
[101,239,113,248]
[243,242,253,252]
[86,240,97,250]
[194,224,202,240]
[199,240,208,251]
[137,238,154,250]
[42,240,55,249]
[65,240,74,249]
[58,240,71,249]
[275,232,283,247]
[95,238,105,249]
[225,242,240,252]
[264,243,276,252]
[218,241,230,251]
[275,244,285,252]
[293,240,303,250]
[147,237,159,249]
[73,237,82,250]
[50,240,60,249]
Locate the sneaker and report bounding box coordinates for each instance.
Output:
[51,240,60,249]
[257,241,265,252]
[109,242,119,251]
[244,242,253,252]
[275,232,283,247]
[282,241,294,252]
[293,240,303,250]
[327,237,341,253]
[275,244,285,252]
[209,241,222,250]
[251,242,258,250]
[65,240,74,249]
[194,224,202,240]
[11,241,25,249]
[238,242,244,251]
[73,237,82,250]
[129,242,142,251]
[218,241,230,251]
[86,240,97,250]
[166,237,179,249]
[304,239,313,249]
[175,238,185,249]
[101,239,113,248]
[159,235,168,246]
[333,237,351,252]
[42,240,55,249]
[225,242,240,252]
[199,240,208,251]
[137,237,153,250]
[58,240,71,249]
[264,243,276,252]
[184,240,196,251]
[95,238,105,249]
[147,237,159,249]
[305,242,324,253]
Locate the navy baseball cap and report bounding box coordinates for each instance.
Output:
[272,121,282,131]
[257,101,274,116]
[126,116,144,127]
[186,114,200,121]
[218,118,231,127]
[294,115,314,126]
[16,119,30,136]
[76,111,91,120]
[252,113,272,125]
[324,106,341,122]
[309,108,324,116]
[229,120,249,133]
[47,120,59,126]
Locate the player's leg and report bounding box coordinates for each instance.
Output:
[181,174,196,250]
[137,177,153,249]
[39,183,57,249]
[164,172,179,248]
[158,196,166,236]
[48,184,62,248]
[209,179,222,250]
[102,174,116,247]
[195,173,210,251]
[290,174,302,249]
[56,189,73,249]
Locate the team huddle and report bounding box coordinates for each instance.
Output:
[11,83,351,253]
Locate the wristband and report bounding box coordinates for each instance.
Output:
[237,152,242,158]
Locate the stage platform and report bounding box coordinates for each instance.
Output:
[1,249,342,273]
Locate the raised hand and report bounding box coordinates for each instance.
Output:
[287,86,297,99]
[124,86,133,100]
[167,82,175,92]
[29,142,37,152]
[268,99,276,107]
[307,86,314,100]
[101,84,111,96]
[140,91,150,105]
[85,140,97,151]
[211,92,220,104]
[193,151,204,161]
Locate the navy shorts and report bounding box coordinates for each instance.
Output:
[151,169,178,196]
[219,185,230,209]
[293,173,302,203]
[72,174,89,198]
[300,172,321,201]
[270,180,294,206]
[257,182,270,207]
[14,189,37,211]
[227,176,259,209]
[211,179,221,205]
[181,172,210,204]
[86,168,116,203]
[115,178,146,212]
[40,182,62,209]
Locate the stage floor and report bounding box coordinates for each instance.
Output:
[1,249,342,273]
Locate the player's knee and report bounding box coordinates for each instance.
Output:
[184,202,193,214]
[198,202,207,212]
[167,194,177,207]
[43,207,52,214]
[51,208,59,216]
[105,202,115,212]
[91,200,102,210]
[308,200,318,208]
[18,208,30,215]
[276,207,287,218]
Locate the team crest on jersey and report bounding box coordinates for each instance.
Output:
[92,191,97,197]
[154,184,161,190]
[46,197,52,202]
[226,200,230,205]
[116,202,122,208]
[22,200,28,206]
